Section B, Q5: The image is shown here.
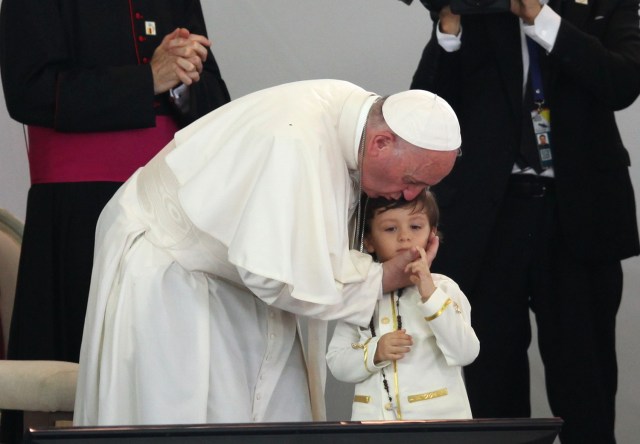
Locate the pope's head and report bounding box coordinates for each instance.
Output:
[360,90,461,201]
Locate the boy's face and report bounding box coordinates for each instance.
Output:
[364,206,433,262]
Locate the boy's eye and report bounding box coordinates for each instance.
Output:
[411,225,423,230]
[383,226,397,232]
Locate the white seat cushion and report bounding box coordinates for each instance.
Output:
[0,360,78,412]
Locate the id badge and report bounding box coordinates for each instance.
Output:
[531,107,553,170]
[145,21,157,36]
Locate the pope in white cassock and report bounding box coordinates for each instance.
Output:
[74,79,461,426]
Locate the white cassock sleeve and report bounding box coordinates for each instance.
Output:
[239,253,382,327]
[166,100,380,327]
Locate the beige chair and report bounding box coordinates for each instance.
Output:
[0,209,78,431]
[0,208,21,358]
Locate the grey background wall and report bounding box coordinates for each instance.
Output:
[0,0,638,441]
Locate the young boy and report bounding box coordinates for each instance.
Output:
[326,191,479,420]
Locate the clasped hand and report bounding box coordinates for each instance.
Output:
[151,27,211,94]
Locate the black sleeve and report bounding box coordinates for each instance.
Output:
[0,0,230,132]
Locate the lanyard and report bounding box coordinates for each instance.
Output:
[524,35,553,172]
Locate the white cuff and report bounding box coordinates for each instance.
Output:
[523,4,561,52]
[436,20,462,53]
[169,83,190,113]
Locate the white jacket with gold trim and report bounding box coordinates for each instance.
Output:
[327,274,480,420]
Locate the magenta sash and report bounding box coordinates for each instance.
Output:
[27,116,179,184]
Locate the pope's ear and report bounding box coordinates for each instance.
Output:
[368,131,395,156]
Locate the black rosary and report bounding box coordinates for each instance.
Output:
[369,288,403,414]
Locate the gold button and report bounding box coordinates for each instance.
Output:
[384,402,393,411]
[381,317,390,324]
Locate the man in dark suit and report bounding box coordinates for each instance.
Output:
[411,0,640,442]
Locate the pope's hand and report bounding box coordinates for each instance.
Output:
[424,230,440,265]
[382,247,419,293]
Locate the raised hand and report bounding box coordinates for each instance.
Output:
[405,246,437,302]
[510,0,542,24]
[438,6,461,36]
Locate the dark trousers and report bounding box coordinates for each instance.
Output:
[463,176,621,444]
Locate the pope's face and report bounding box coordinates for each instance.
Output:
[364,206,432,262]
[361,143,456,201]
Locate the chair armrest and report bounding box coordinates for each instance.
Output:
[0,360,78,412]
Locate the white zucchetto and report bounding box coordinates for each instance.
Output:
[382,90,461,151]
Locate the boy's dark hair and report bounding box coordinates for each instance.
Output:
[363,189,440,236]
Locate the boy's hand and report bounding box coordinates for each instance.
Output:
[374,329,413,364]
[405,246,437,302]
